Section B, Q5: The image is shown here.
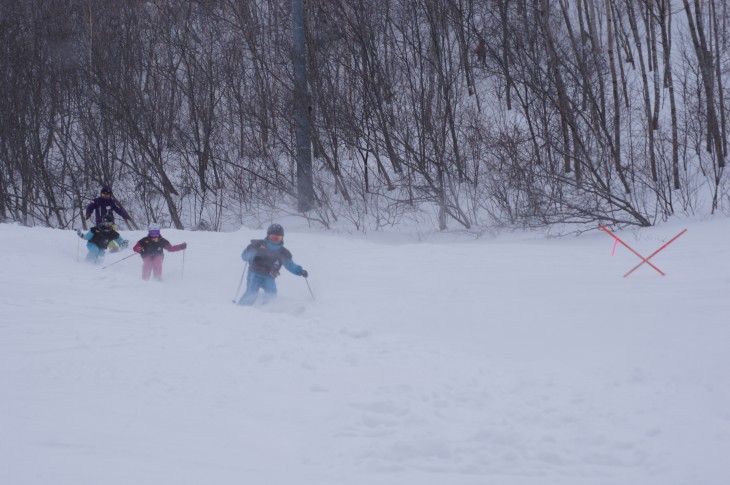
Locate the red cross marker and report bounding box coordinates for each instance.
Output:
[599,225,687,277]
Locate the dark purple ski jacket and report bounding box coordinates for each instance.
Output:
[85,197,130,225]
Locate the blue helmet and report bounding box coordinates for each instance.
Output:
[101,185,112,195]
[267,223,284,236]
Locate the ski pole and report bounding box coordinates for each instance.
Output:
[232,261,248,303]
[74,228,84,261]
[181,249,186,279]
[303,276,315,301]
[101,252,137,269]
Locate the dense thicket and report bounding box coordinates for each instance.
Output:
[1,0,728,231]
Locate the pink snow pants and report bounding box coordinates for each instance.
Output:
[141,254,164,281]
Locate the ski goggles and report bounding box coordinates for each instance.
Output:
[149,230,161,237]
[267,234,283,242]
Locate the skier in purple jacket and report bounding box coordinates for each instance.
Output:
[84,185,131,226]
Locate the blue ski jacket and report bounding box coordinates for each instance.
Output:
[82,227,126,250]
[242,239,303,278]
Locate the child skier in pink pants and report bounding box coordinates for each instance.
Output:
[133,224,187,281]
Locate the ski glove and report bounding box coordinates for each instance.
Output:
[300,269,308,278]
[76,229,83,238]
[179,242,187,250]
[120,240,129,249]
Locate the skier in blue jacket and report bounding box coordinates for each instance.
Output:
[76,214,128,263]
[84,185,131,226]
[238,224,308,305]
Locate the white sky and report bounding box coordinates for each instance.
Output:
[1,217,728,485]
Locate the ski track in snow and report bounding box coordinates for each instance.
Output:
[1,221,729,485]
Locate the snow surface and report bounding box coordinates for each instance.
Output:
[1,218,729,485]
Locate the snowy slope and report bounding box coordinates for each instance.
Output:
[1,219,729,485]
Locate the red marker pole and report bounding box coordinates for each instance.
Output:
[598,225,665,276]
[623,229,687,278]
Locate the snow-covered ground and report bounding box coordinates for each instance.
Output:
[1,217,728,485]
